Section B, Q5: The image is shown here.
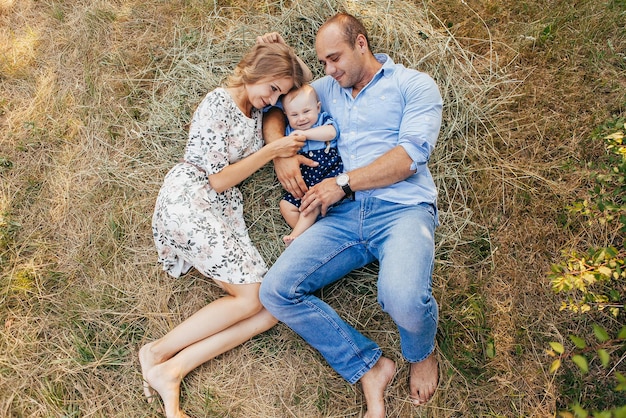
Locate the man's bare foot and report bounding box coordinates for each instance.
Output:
[139,342,160,402]
[409,351,438,406]
[360,356,396,418]
[145,360,188,418]
[282,235,296,246]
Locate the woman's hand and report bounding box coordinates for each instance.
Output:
[270,133,306,158]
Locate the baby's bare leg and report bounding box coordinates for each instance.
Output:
[285,206,319,245]
[280,200,300,229]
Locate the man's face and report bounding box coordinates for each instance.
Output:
[315,23,364,89]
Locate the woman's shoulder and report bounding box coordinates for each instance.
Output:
[200,87,231,105]
[195,87,236,115]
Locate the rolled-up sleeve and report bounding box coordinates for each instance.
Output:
[397,73,443,172]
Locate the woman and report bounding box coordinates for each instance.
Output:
[139,38,310,418]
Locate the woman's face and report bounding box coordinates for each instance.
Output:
[246,77,293,109]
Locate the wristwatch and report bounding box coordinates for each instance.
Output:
[336,173,354,200]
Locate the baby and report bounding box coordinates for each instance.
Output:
[280,84,342,245]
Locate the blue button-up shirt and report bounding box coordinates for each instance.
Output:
[311,54,442,206]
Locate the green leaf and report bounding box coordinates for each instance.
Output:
[592,411,612,418]
[571,403,588,418]
[618,326,626,340]
[614,405,626,418]
[597,349,610,368]
[550,341,565,354]
[616,373,626,392]
[593,324,610,342]
[572,355,588,374]
[569,335,587,349]
[486,340,495,359]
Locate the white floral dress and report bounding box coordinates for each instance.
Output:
[152,88,268,284]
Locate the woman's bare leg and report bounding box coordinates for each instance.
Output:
[142,282,263,364]
[139,281,270,413]
[142,308,277,418]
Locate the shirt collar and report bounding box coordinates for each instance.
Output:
[375,53,395,77]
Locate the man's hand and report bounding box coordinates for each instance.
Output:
[274,154,318,199]
[299,177,345,217]
[256,32,286,45]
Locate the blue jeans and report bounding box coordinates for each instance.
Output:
[260,198,438,384]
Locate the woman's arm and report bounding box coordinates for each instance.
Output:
[208,134,305,193]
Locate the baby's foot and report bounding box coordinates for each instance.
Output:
[282,235,296,246]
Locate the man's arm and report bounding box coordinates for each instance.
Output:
[299,146,415,216]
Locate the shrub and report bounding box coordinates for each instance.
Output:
[548,116,626,416]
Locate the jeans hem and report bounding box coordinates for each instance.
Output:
[346,349,382,385]
[404,343,436,364]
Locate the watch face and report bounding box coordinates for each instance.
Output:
[336,173,349,186]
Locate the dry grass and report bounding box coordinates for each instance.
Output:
[1,0,625,417]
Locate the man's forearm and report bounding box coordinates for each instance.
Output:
[348,146,415,192]
[263,107,287,144]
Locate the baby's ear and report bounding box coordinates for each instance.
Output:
[316,101,321,111]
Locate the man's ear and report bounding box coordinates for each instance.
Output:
[356,34,367,51]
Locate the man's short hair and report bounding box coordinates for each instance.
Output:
[322,12,371,51]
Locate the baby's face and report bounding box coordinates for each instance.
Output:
[284,93,320,131]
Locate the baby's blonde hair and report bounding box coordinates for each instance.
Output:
[282,84,318,112]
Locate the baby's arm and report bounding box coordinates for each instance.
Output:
[291,125,336,142]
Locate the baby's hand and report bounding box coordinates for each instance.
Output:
[289,129,307,138]
[256,32,286,45]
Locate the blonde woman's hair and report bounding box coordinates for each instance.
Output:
[226,42,306,89]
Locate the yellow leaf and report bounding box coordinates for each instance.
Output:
[549,359,561,373]
[582,272,596,285]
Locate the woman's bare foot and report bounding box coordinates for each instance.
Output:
[409,352,438,406]
[282,235,296,246]
[145,360,187,418]
[139,342,160,402]
[360,356,396,418]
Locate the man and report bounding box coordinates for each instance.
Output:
[259,13,442,417]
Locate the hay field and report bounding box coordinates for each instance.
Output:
[1,0,624,417]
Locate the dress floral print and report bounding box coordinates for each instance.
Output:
[152,88,268,284]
